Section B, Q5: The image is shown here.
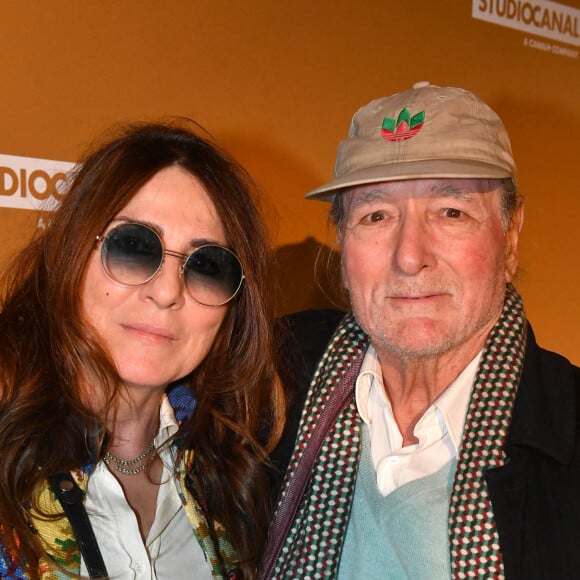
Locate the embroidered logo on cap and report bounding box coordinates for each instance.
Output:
[381,108,425,141]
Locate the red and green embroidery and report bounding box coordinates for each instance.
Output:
[381,108,425,141]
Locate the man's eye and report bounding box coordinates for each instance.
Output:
[443,208,463,219]
[363,211,387,223]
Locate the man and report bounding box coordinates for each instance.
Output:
[263,83,580,579]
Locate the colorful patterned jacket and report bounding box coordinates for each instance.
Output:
[0,385,238,579]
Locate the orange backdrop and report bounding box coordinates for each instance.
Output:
[0,1,578,362]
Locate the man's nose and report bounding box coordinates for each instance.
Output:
[392,215,433,276]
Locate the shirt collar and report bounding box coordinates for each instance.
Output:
[157,393,180,447]
[355,345,384,425]
[355,345,483,450]
[434,351,482,449]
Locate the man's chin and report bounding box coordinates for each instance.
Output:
[373,321,458,360]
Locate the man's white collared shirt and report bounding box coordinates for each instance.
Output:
[355,346,482,497]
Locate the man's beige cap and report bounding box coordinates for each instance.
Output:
[306,81,516,201]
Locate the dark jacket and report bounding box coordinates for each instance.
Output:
[271,309,580,579]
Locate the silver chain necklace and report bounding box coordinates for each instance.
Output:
[103,440,156,476]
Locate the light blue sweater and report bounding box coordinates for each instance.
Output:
[337,425,456,579]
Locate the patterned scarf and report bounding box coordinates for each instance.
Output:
[448,286,526,578]
[266,285,526,578]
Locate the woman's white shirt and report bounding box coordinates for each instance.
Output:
[82,395,213,579]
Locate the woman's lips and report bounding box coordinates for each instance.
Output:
[121,323,177,343]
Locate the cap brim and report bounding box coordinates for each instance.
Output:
[305,159,515,201]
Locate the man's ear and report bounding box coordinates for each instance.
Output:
[340,258,349,291]
[335,227,349,291]
[505,202,524,283]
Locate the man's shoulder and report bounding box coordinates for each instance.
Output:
[275,308,346,406]
[509,327,580,461]
[278,309,345,357]
[524,329,580,388]
[270,310,346,489]
[279,308,346,340]
[538,343,579,376]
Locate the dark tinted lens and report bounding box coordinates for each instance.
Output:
[183,245,243,306]
[101,223,163,285]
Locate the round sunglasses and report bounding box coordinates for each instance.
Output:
[96,222,244,306]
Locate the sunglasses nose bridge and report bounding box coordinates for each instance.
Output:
[159,248,190,285]
[162,248,190,267]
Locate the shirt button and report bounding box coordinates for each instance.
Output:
[134,563,145,574]
[388,455,400,464]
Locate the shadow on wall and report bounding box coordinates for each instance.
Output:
[272,236,349,316]
[218,133,350,316]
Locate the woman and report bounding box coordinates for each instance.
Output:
[0,122,285,579]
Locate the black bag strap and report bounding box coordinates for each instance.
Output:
[48,473,108,579]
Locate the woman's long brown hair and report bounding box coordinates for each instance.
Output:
[0,122,285,578]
